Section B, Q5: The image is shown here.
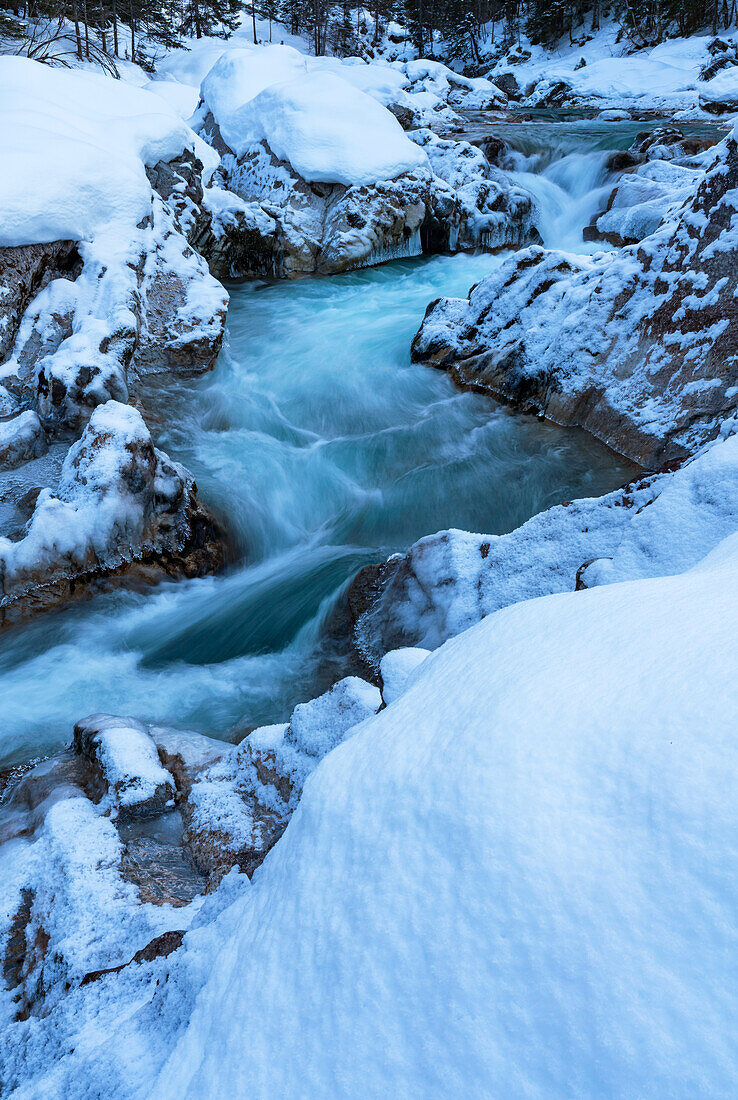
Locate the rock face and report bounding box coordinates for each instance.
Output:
[195,129,537,280]
[411,127,738,468]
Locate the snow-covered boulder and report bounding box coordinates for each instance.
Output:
[210,71,429,186]
[700,65,738,112]
[0,402,222,626]
[0,56,215,248]
[350,428,738,664]
[181,676,382,881]
[0,410,46,472]
[379,646,430,704]
[73,714,176,818]
[0,59,227,622]
[585,159,702,247]
[411,126,738,468]
[200,46,308,146]
[201,126,535,279]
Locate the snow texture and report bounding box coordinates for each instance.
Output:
[0,56,213,247]
[204,68,429,184]
[6,519,738,1096]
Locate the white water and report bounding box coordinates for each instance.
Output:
[0,125,639,768]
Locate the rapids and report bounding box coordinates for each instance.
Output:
[0,117,662,768]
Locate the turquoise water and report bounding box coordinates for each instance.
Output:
[0,252,633,767]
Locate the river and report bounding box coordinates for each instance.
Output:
[4,114,699,768]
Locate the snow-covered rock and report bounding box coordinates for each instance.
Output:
[379,646,430,704]
[208,71,429,186]
[0,401,222,626]
[73,714,176,818]
[699,65,738,112]
[0,61,228,622]
[181,676,382,881]
[412,126,738,467]
[6,520,738,1094]
[350,428,738,664]
[585,159,702,247]
[200,126,535,278]
[0,410,46,472]
[0,56,215,248]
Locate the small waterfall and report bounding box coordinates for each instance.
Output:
[505,149,613,252]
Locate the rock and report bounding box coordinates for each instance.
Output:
[0,410,46,471]
[597,108,632,120]
[604,150,639,173]
[527,79,573,108]
[81,930,185,986]
[199,132,537,279]
[181,677,382,882]
[0,239,80,367]
[349,431,738,666]
[628,127,714,163]
[700,66,738,113]
[410,128,738,468]
[492,72,521,100]
[73,713,176,818]
[585,159,702,247]
[0,401,224,626]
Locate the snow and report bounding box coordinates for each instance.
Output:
[0,401,187,596]
[13,521,738,1096]
[0,56,211,246]
[287,675,381,757]
[700,66,738,109]
[212,71,429,185]
[73,713,175,814]
[379,646,430,704]
[491,24,731,111]
[200,45,307,136]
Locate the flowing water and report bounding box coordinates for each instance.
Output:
[0,116,676,768]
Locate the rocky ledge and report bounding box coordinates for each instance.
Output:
[411,123,738,468]
[0,669,401,1022]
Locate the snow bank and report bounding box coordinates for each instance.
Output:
[31,525,737,1098]
[0,57,209,246]
[208,71,429,184]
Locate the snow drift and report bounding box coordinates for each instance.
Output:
[0,56,214,247]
